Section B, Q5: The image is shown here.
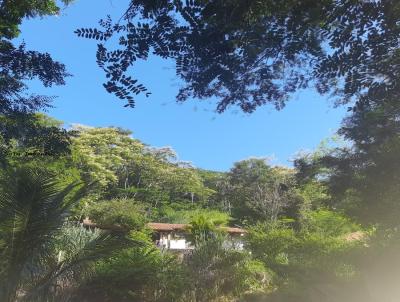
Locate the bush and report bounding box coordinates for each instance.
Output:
[75,245,187,302]
[86,199,147,230]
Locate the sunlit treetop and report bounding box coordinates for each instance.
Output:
[0,0,73,39]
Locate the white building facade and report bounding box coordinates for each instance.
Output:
[148,223,246,251]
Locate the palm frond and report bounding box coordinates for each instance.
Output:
[23,224,134,302]
[0,167,82,302]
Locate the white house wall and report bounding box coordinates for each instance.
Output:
[169,239,187,249]
[156,231,244,251]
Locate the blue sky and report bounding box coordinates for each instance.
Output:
[19,0,347,171]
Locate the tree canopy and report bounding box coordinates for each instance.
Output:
[0,0,73,163]
[76,0,400,115]
[1,1,400,301]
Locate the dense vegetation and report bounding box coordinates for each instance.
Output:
[1,0,400,301]
[0,116,395,302]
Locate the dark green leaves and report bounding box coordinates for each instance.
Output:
[76,0,325,112]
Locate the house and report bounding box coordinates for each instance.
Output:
[82,218,247,251]
[148,223,189,250]
[147,222,246,251]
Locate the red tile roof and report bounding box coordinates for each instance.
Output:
[344,231,365,242]
[147,223,187,231]
[147,222,246,234]
[83,219,247,234]
[222,226,247,234]
[82,218,125,231]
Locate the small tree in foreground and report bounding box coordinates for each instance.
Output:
[0,167,130,302]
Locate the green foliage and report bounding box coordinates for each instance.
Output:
[301,209,360,237]
[156,207,228,224]
[71,126,210,206]
[4,0,399,300]
[0,38,69,114]
[0,0,72,166]
[185,237,267,302]
[76,0,325,111]
[75,245,186,302]
[85,199,147,231]
[0,167,129,302]
[246,211,365,301]
[76,0,400,251]
[186,211,230,246]
[295,180,329,211]
[223,158,300,223]
[0,113,71,164]
[0,116,390,302]
[296,132,400,227]
[247,221,298,273]
[71,126,144,189]
[0,116,379,302]
[0,0,73,39]
[77,0,400,122]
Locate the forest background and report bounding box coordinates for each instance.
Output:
[1,1,399,302]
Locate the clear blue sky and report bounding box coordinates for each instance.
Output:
[19,0,347,171]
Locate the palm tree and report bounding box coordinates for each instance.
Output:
[186,213,228,246]
[0,167,130,302]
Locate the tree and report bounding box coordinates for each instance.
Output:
[246,213,364,302]
[0,167,129,302]
[185,236,266,302]
[77,1,400,116]
[85,199,147,231]
[0,0,73,39]
[197,169,232,212]
[76,0,323,111]
[75,0,400,236]
[0,0,71,114]
[77,2,400,230]
[295,131,400,226]
[72,126,211,205]
[0,113,71,165]
[0,1,72,160]
[71,126,144,190]
[186,211,230,246]
[0,40,69,115]
[74,245,187,302]
[226,158,299,223]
